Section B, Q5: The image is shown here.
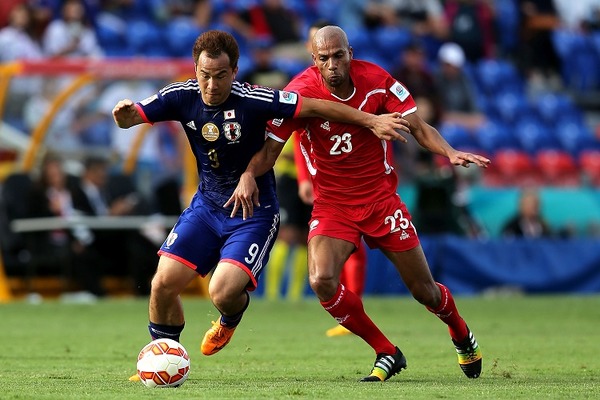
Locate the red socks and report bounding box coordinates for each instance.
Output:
[321,284,396,355]
[427,282,469,342]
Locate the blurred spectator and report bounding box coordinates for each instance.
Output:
[238,38,291,89]
[221,0,305,61]
[501,188,553,238]
[0,0,26,28]
[26,153,105,297]
[95,80,179,190]
[70,155,158,296]
[22,80,92,152]
[364,0,447,38]
[42,0,103,58]
[412,150,482,236]
[393,41,440,113]
[443,0,495,63]
[433,42,485,130]
[517,0,562,89]
[0,3,44,124]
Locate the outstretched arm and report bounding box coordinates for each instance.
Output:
[112,99,145,128]
[223,137,285,219]
[298,97,410,142]
[405,112,491,168]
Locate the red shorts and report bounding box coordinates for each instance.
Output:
[308,194,420,252]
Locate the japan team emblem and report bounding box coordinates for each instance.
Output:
[223,122,242,142]
[201,123,219,141]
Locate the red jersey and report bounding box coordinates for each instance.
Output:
[267,60,417,206]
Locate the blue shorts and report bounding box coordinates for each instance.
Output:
[158,199,280,291]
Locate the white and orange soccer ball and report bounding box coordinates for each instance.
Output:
[136,338,190,388]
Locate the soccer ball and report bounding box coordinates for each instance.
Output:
[136,338,190,388]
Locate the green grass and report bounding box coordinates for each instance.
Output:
[1,295,599,399]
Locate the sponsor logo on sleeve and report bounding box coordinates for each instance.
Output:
[140,94,158,105]
[279,91,298,104]
[390,81,410,102]
[271,118,284,127]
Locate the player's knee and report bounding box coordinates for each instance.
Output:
[308,272,337,300]
[150,273,179,299]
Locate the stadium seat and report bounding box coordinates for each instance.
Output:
[494,0,520,55]
[484,149,539,187]
[439,123,479,151]
[533,92,579,126]
[553,121,597,157]
[164,17,202,58]
[373,26,412,59]
[552,29,600,91]
[579,149,600,186]
[514,117,561,155]
[490,91,528,124]
[534,149,580,187]
[475,59,522,96]
[95,12,128,57]
[126,20,168,58]
[474,120,521,154]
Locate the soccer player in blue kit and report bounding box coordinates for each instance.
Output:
[112,30,409,379]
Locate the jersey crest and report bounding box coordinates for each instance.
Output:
[223,122,242,142]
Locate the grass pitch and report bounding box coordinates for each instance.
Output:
[1,294,599,399]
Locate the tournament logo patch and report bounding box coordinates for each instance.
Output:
[223,122,242,142]
[279,91,298,104]
[390,81,410,102]
[201,122,219,141]
[140,94,158,106]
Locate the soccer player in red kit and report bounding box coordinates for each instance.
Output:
[226,26,490,381]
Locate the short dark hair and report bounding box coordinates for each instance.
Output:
[192,30,239,69]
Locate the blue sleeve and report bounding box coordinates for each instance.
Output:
[136,82,188,123]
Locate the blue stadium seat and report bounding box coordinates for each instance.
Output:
[164,18,202,58]
[494,0,519,55]
[474,119,521,154]
[95,13,128,57]
[490,91,529,124]
[533,92,580,126]
[372,26,412,60]
[127,20,168,57]
[345,27,373,58]
[514,117,561,155]
[475,59,522,95]
[439,123,479,150]
[553,121,597,157]
[552,29,600,91]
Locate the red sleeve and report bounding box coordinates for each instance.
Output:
[293,131,310,183]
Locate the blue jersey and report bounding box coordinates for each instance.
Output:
[136,79,302,214]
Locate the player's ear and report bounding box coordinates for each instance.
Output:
[311,53,317,65]
[349,46,353,59]
[233,66,238,79]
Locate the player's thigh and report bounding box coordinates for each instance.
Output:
[209,261,252,298]
[153,255,200,293]
[308,235,355,280]
[380,245,436,292]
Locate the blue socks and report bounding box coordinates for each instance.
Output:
[148,322,185,341]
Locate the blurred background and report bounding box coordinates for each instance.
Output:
[0,0,599,302]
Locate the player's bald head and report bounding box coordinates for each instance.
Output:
[312,25,349,53]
